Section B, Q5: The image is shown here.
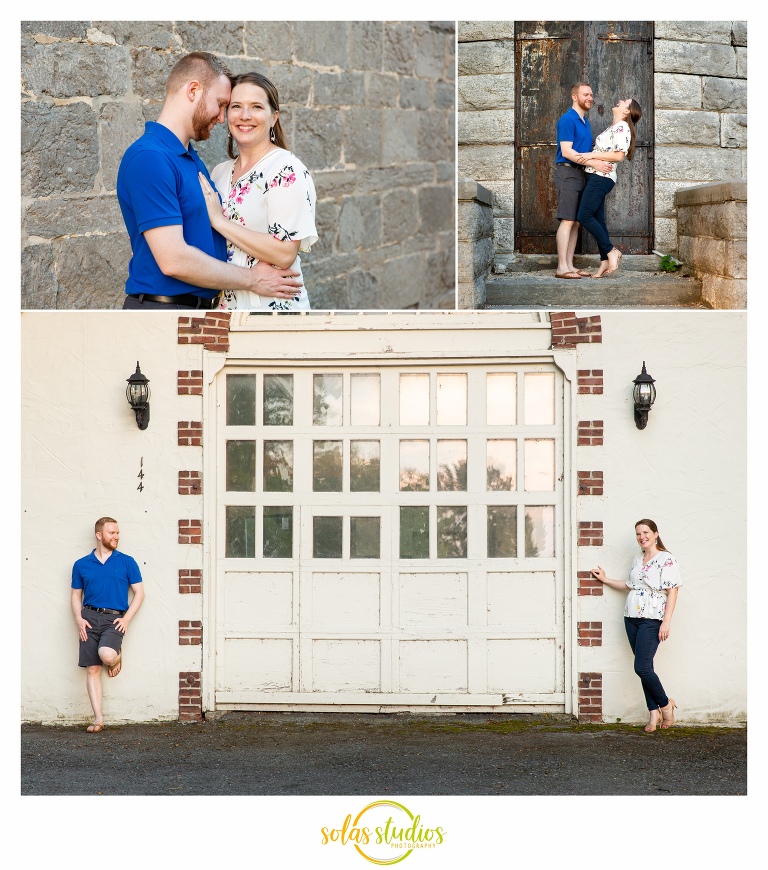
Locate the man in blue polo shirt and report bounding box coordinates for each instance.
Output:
[117,51,301,309]
[553,82,613,279]
[71,517,145,732]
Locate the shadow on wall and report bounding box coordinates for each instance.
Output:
[21,21,456,311]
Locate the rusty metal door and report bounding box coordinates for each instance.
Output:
[514,21,654,254]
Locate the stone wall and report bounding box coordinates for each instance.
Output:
[21,21,455,310]
[457,178,494,309]
[675,180,746,309]
[457,21,747,264]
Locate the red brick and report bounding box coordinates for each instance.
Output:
[178,421,203,446]
[179,569,202,594]
[179,671,203,721]
[178,520,202,544]
[178,313,231,352]
[177,371,203,396]
[551,313,603,347]
[178,471,203,495]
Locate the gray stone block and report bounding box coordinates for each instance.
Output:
[459,236,494,282]
[51,234,129,309]
[459,109,514,145]
[382,110,421,163]
[382,189,419,245]
[130,47,178,100]
[25,195,124,238]
[355,163,436,196]
[22,21,88,39]
[96,21,179,49]
[306,252,362,283]
[99,101,145,190]
[458,22,515,42]
[366,73,400,108]
[175,21,243,54]
[343,108,383,167]
[436,161,454,183]
[314,72,365,108]
[313,169,359,200]
[458,41,515,76]
[494,217,515,253]
[293,108,343,170]
[654,22,734,43]
[21,244,59,309]
[490,180,515,216]
[458,199,494,241]
[459,73,514,111]
[418,112,449,163]
[22,43,129,98]
[435,82,455,110]
[731,22,747,47]
[701,274,746,309]
[294,22,349,68]
[415,28,445,81]
[400,78,432,110]
[655,73,702,109]
[457,179,492,205]
[654,216,677,253]
[305,276,351,310]
[458,144,515,181]
[736,47,747,78]
[678,200,746,240]
[721,113,747,149]
[194,122,230,173]
[655,180,697,218]
[655,110,720,146]
[418,186,454,234]
[655,146,743,182]
[655,41,736,77]
[725,239,747,279]
[245,22,294,62]
[702,77,747,112]
[380,252,427,309]
[350,21,383,71]
[275,65,312,108]
[347,269,382,309]
[383,24,415,76]
[314,199,340,251]
[338,195,382,253]
[22,102,99,197]
[424,244,455,308]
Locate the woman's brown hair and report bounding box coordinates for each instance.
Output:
[635,518,667,552]
[624,99,642,161]
[226,72,288,158]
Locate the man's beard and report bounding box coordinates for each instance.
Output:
[192,99,216,141]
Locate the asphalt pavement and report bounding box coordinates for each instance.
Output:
[21,712,746,796]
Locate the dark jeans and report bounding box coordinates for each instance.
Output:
[624,617,669,711]
[576,174,615,260]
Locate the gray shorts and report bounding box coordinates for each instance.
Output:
[554,163,586,221]
[78,608,125,667]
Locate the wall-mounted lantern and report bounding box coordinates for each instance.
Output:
[632,361,656,430]
[126,362,150,430]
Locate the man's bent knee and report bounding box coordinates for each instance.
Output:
[98,646,119,665]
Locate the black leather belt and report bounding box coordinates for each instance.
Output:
[128,293,216,309]
[85,606,126,616]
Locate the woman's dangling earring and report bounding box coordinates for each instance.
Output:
[270,127,275,143]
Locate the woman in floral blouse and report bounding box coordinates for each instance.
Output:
[591,518,681,732]
[572,98,642,278]
[200,72,318,310]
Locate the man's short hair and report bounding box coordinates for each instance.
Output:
[95,517,118,534]
[571,82,591,96]
[165,51,232,97]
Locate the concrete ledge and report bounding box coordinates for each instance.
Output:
[458,177,494,206]
[674,179,747,208]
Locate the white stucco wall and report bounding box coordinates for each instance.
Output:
[21,311,746,724]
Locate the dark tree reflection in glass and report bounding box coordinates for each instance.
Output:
[437,440,467,491]
[525,505,555,558]
[264,440,294,491]
[437,506,467,558]
[351,517,380,559]
[226,374,255,426]
[313,374,343,426]
[313,441,343,491]
[225,505,255,558]
[313,516,343,558]
[488,505,517,558]
[350,441,381,492]
[264,374,293,426]
[400,506,429,558]
[487,440,517,491]
[226,440,255,491]
[263,507,293,558]
[400,440,429,491]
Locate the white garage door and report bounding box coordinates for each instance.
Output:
[213,363,566,710]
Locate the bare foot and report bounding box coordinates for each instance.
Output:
[644,709,662,733]
[591,264,609,278]
[660,698,676,729]
[107,654,122,678]
[606,247,622,274]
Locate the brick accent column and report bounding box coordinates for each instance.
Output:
[179,569,202,594]
[178,421,203,446]
[550,312,602,347]
[179,672,203,722]
[577,471,604,496]
[577,570,603,596]
[577,622,603,646]
[577,370,604,394]
[577,420,604,446]
[178,471,202,495]
[577,521,604,546]
[578,672,602,723]
[179,620,203,645]
[178,520,202,544]
[178,311,232,352]
[177,371,203,396]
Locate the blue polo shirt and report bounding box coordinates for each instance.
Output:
[556,108,593,165]
[72,549,143,611]
[116,121,227,299]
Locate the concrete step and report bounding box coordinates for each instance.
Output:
[493,253,680,274]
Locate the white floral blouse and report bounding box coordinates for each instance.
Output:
[584,122,632,183]
[210,148,318,311]
[624,551,682,620]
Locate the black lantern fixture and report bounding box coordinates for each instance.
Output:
[126,362,150,430]
[632,361,656,430]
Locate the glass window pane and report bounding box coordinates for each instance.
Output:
[400,506,429,559]
[437,506,467,558]
[264,374,293,426]
[263,440,294,492]
[263,506,293,558]
[488,506,517,558]
[524,373,555,425]
[313,441,343,491]
[525,505,555,558]
[226,440,255,491]
[351,517,380,559]
[487,440,517,491]
[225,506,255,558]
[399,374,429,425]
[351,374,380,426]
[524,439,556,491]
[399,440,430,491]
[350,440,381,492]
[226,374,255,426]
[313,516,342,558]
[437,374,467,425]
[313,374,343,426]
[487,373,516,425]
[437,440,467,491]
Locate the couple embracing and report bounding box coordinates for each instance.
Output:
[554,82,642,280]
[118,52,317,311]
